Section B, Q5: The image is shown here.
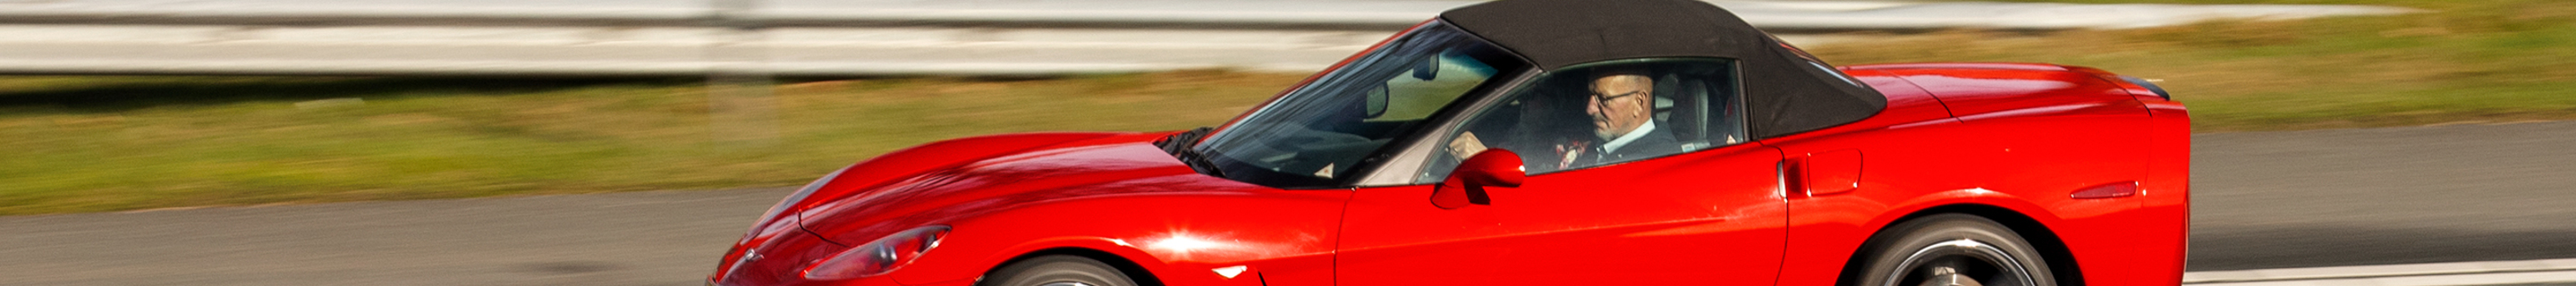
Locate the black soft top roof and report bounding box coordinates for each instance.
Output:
[1440,0,1887,138]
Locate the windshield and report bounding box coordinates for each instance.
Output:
[1191,22,1530,189]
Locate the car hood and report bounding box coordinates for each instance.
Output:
[793,134,1247,243]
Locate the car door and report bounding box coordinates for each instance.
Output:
[1334,58,1788,285]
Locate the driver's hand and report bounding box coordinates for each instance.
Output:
[1447,131,1489,158]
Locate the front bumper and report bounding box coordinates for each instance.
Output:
[712,215,851,286]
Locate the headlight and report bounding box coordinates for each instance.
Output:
[803,225,950,280]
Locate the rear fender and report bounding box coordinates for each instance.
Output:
[1835,190,2091,286]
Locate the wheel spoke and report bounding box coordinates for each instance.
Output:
[1887,240,2035,286]
[1916,265,1985,286]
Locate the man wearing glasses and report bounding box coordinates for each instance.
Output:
[1445,68,1680,170]
[1575,69,1681,166]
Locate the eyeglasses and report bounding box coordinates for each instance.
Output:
[1590,90,1647,110]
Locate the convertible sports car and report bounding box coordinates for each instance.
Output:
[710,0,2190,285]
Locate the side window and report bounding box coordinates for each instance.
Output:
[1419,58,1745,182]
[1774,36,1870,89]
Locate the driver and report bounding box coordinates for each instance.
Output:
[1576,69,1681,165]
[1446,68,1680,170]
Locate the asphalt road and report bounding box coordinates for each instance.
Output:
[2190,121,2576,271]
[10,121,2576,284]
[0,189,789,286]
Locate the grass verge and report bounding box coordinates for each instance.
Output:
[0,72,1301,214]
[1846,0,2574,130]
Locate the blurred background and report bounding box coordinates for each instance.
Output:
[0,0,2569,285]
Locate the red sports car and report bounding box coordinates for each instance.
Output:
[710,0,2190,285]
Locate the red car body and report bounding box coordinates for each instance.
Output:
[711,1,2190,286]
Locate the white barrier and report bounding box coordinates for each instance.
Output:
[0,0,2413,76]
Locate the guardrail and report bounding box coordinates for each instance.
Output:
[0,0,2412,76]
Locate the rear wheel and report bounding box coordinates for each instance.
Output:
[978,255,1139,286]
[1852,214,2057,286]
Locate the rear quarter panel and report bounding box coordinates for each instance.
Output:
[1769,65,2183,286]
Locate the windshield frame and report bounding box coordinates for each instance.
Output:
[1190,21,1535,189]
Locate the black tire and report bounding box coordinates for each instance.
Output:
[1851,214,2058,286]
[978,255,1140,286]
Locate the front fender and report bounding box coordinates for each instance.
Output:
[886,188,1352,286]
[783,132,1132,221]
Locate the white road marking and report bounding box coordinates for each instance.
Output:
[2186,258,2576,286]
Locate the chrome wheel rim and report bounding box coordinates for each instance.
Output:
[1881,240,2037,286]
[1036,282,1092,286]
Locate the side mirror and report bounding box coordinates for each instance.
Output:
[1431,148,1525,209]
[1363,83,1390,117]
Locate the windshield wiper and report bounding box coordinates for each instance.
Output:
[1176,148,1228,178]
[1154,127,1226,178]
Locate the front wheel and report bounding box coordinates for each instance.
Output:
[978,255,1139,286]
[1852,214,2057,286]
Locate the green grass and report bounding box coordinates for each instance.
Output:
[0,0,2568,214]
[1810,0,2576,131]
[0,72,1301,214]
